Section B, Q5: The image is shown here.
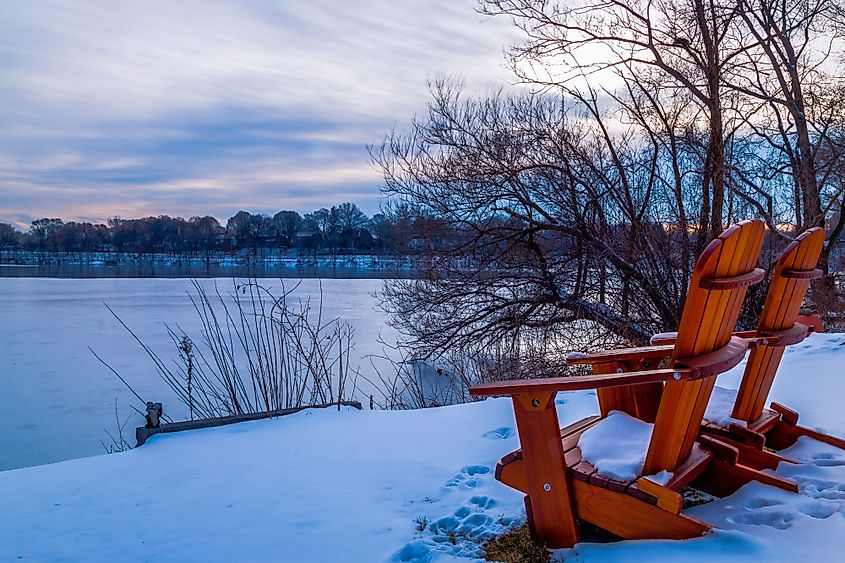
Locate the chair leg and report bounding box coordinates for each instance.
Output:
[767,402,845,451]
[696,435,798,496]
[698,431,799,470]
[511,392,579,548]
[768,420,845,451]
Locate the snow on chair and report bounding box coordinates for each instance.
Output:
[470,219,798,549]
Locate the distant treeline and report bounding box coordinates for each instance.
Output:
[0,202,451,256]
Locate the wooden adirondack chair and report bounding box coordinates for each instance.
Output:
[649,228,843,469]
[664,227,843,460]
[470,220,798,548]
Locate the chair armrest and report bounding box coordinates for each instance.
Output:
[468,367,697,397]
[796,314,823,333]
[566,344,675,366]
[473,336,747,397]
[674,325,811,347]
[781,268,823,280]
[732,330,759,339]
[758,323,811,346]
[650,329,758,346]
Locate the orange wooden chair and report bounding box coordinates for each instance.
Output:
[470,220,797,548]
[651,228,841,464]
[650,227,844,462]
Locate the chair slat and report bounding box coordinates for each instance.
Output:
[731,227,824,422]
[644,220,765,474]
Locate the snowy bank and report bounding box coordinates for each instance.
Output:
[2,333,845,561]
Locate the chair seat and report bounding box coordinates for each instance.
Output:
[578,410,655,482]
[702,386,781,434]
[558,413,662,503]
[496,411,714,507]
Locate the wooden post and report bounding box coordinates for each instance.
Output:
[512,392,579,548]
[145,402,162,429]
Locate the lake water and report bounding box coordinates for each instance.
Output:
[0,277,397,471]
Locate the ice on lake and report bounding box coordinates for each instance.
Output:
[0,277,396,471]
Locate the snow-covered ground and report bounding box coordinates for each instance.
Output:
[1,333,845,561]
[0,277,396,471]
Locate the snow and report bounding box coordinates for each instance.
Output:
[0,395,599,562]
[646,469,674,486]
[650,331,678,344]
[1,333,845,561]
[704,386,747,428]
[576,411,677,485]
[578,410,653,481]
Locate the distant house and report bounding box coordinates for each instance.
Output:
[255,234,284,248]
[215,233,236,248]
[294,230,322,250]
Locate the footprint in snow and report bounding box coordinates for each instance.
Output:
[743,498,785,510]
[802,452,845,467]
[728,510,795,530]
[426,510,497,541]
[469,495,497,509]
[392,540,432,563]
[482,427,514,440]
[798,500,841,519]
[796,477,845,500]
[394,490,517,561]
[445,465,491,489]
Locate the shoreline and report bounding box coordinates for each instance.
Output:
[0,251,419,279]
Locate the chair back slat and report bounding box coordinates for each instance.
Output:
[760,228,824,331]
[643,220,765,474]
[732,227,824,422]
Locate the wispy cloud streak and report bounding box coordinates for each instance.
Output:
[0,0,517,225]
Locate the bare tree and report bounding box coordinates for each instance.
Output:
[372,80,750,360]
[0,222,21,249]
[273,210,303,245]
[481,0,753,245]
[226,210,271,251]
[335,202,370,232]
[370,1,845,363]
[483,0,845,297]
[727,0,845,262]
[29,217,64,251]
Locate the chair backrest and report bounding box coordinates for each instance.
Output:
[643,219,766,474]
[731,227,825,422]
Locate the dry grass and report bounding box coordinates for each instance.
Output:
[481,526,549,563]
[99,279,357,420]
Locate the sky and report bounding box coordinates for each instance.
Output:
[0,0,518,228]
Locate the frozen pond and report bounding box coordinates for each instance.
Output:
[0,278,397,471]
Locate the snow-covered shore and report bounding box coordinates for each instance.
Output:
[2,333,845,562]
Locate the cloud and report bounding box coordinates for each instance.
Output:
[0,0,519,225]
